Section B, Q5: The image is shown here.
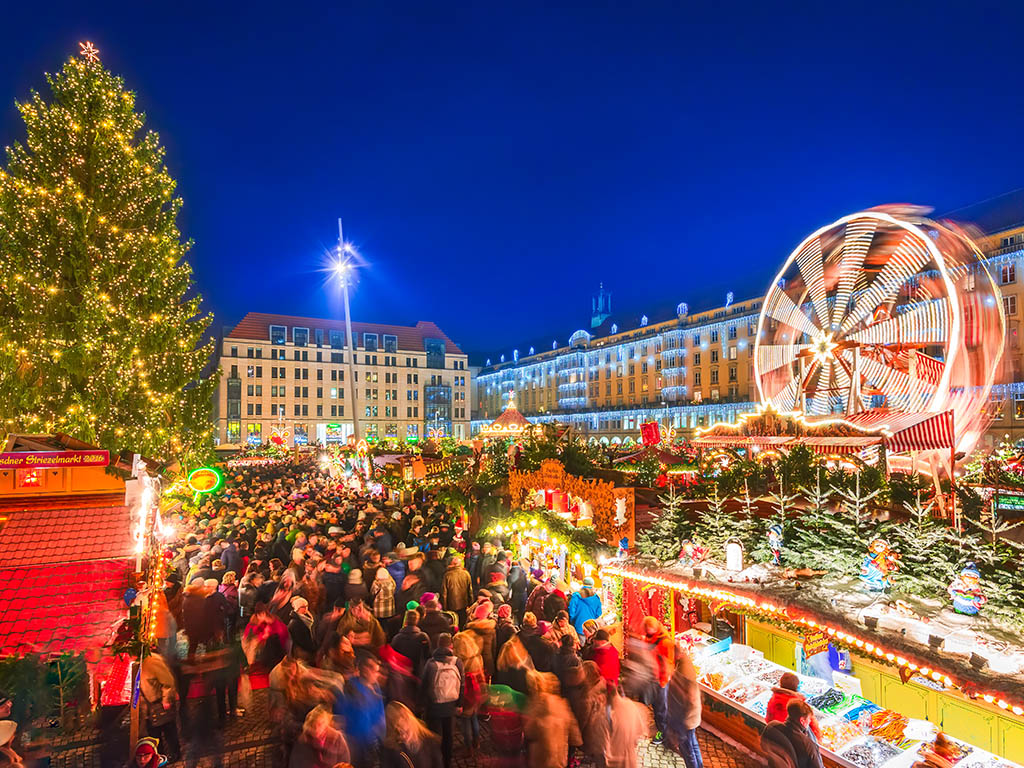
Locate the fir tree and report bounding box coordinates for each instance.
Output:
[792,467,851,571]
[0,46,215,462]
[694,482,735,559]
[888,494,954,595]
[637,483,691,561]
[732,479,763,554]
[752,483,799,564]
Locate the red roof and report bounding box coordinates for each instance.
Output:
[0,559,132,656]
[226,313,465,354]
[0,505,133,567]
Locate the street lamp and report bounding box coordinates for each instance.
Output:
[334,218,360,443]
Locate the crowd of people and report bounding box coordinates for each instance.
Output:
[128,456,713,768]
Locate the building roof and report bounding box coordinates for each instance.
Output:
[479,400,533,437]
[0,559,132,656]
[0,505,133,568]
[942,188,1024,236]
[226,312,464,354]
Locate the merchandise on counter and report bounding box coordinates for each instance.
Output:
[756,667,787,687]
[867,709,908,746]
[818,716,863,753]
[701,671,729,691]
[842,702,883,728]
[720,679,769,705]
[796,674,832,696]
[739,658,775,678]
[808,688,854,714]
[841,737,903,767]
[917,737,974,765]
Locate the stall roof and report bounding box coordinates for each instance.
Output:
[836,410,954,453]
[612,445,693,465]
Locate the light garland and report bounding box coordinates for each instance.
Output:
[601,564,1024,718]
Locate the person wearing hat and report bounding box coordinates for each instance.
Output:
[371,567,398,630]
[288,595,317,662]
[440,554,473,629]
[568,576,603,636]
[345,568,371,606]
[0,719,23,767]
[462,601,498,680]
[129,736,164,768]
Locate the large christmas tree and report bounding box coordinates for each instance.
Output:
[0,44,215,463]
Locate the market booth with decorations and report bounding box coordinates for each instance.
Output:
[605,208,1024,766]
[604,556,1024,767]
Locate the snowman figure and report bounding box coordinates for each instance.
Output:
[948,563,988,615]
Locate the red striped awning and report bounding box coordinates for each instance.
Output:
[799,436,884,455]
[692,435,795,450]
[840,409,954,452]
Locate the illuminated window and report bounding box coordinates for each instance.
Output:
[16,469,41,488]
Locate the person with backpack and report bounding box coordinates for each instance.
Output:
[422,633,464,768]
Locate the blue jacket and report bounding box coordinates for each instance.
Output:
[568,590,603,635]
[335,677,385,748]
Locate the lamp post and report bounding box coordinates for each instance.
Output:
[334,218,360,443]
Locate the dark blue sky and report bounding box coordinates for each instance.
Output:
[3,1,1024,362]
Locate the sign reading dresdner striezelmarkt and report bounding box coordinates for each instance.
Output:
[0,450,109,469]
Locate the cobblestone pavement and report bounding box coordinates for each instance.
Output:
[48,689,761,768]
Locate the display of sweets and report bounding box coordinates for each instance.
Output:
[818,717,863,753]
[796,675,831,696]
[841,737,903,767]
[700,671,729,691]
[808,688,855,715]
[756,667,787,687]
[720,679,769,705]
[917,737,974,765]
[867,709,909,747]
[739,658,774,678]
[843,702,884,728]
[747,693,770,718]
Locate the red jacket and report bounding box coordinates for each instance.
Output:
[645,630,673,687]
[589,642,621,685]
[766,688,821,740]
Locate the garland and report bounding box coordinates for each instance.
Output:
[480,506,608,565]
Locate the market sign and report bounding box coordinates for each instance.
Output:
[0,450,109,469]
[994,490,1024,513]
[187,466,223,495]
[803,629,829,658]
[640,421,661,446]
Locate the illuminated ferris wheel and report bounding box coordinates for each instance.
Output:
[753,207,1005,457]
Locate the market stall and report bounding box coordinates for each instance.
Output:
[605,561,1024,765]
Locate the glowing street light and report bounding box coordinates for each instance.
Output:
[333,220,360,442]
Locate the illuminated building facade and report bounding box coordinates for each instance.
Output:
[215,313,471,446]
[474,193,1024,447]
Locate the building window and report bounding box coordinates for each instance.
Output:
[329,329,344,349]
[1004,295,1018,316]
[694,352,701,366]
[1002,263,1017,285]
[230,345,238,357]
[424,338,446,369]
[363,333,378,351]
[711,349,719,363]
[692,334,700,346]
[729,346,737,360]
[246,423,262,445]
[728,326,737,340]
[315,328,324,347]
[383,334,398,353]
[694,371,702,385]
[331,352,344,364]
[293,327,309,346]
[710,330,719,343]
[710,369,719,385]
[247,365,255,378]
[270,325,287,345]
[1015,393,1024,419]
[407,424,418,439]
[729,366,737,382]
[227,420,241,442]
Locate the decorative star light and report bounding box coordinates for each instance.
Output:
[810,332,838,364]
[79,41,100,63]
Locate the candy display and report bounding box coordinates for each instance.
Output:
[841,738,903,768]
[756,667,786,687]
[700,671,728,691]
[797,675,831,696]
[818,717,863,752]
[808,688,851,713]
[843,702,884,728]
[720,679,769,705]
[918,738,974,765]
[739,658,775,678]
[868,709,908,747]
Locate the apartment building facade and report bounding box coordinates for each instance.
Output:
[474,198,1024,447]
[215,313,471,447]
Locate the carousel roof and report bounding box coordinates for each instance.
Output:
[479,398,533,438]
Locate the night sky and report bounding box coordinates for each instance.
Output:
[3,2,1024,362]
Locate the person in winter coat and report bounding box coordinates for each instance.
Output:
[525,579,556,619]
[381,701,444,768]
[218,572,240,639]
[371,567,397,628]
[345,569,371,606]
[506,560,529,621]
[642,616,673,744]
[287,596,317,662]
[606,685,647,768]
[766,700,824,768]
[439,556,473,628]
[419,597,455,650]
[766,672,821,741]
[390,610,431,678]
[666,649,703,768]
[494,604,516,660]
[337,655,386,768]
[568,577,603,635]
[139,654,180,762]
[422,633,465,768]
[453,631,486,754]
[585,629,620,687]
[548,610,581,651]
[542,584,569,622]
[518,613,554,673]
[238,571,264,624]
[551,634,582,694]
[462,603,497,679]
[335,599,387,650]
[288,705,349,768]
[483,571,510,607]
[183,578,215,656]
[523,671,581,768]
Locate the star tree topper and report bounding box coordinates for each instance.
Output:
[79,41,100,62]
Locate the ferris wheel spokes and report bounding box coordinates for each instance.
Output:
[839,235,933,335]
[832,219,878,328]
